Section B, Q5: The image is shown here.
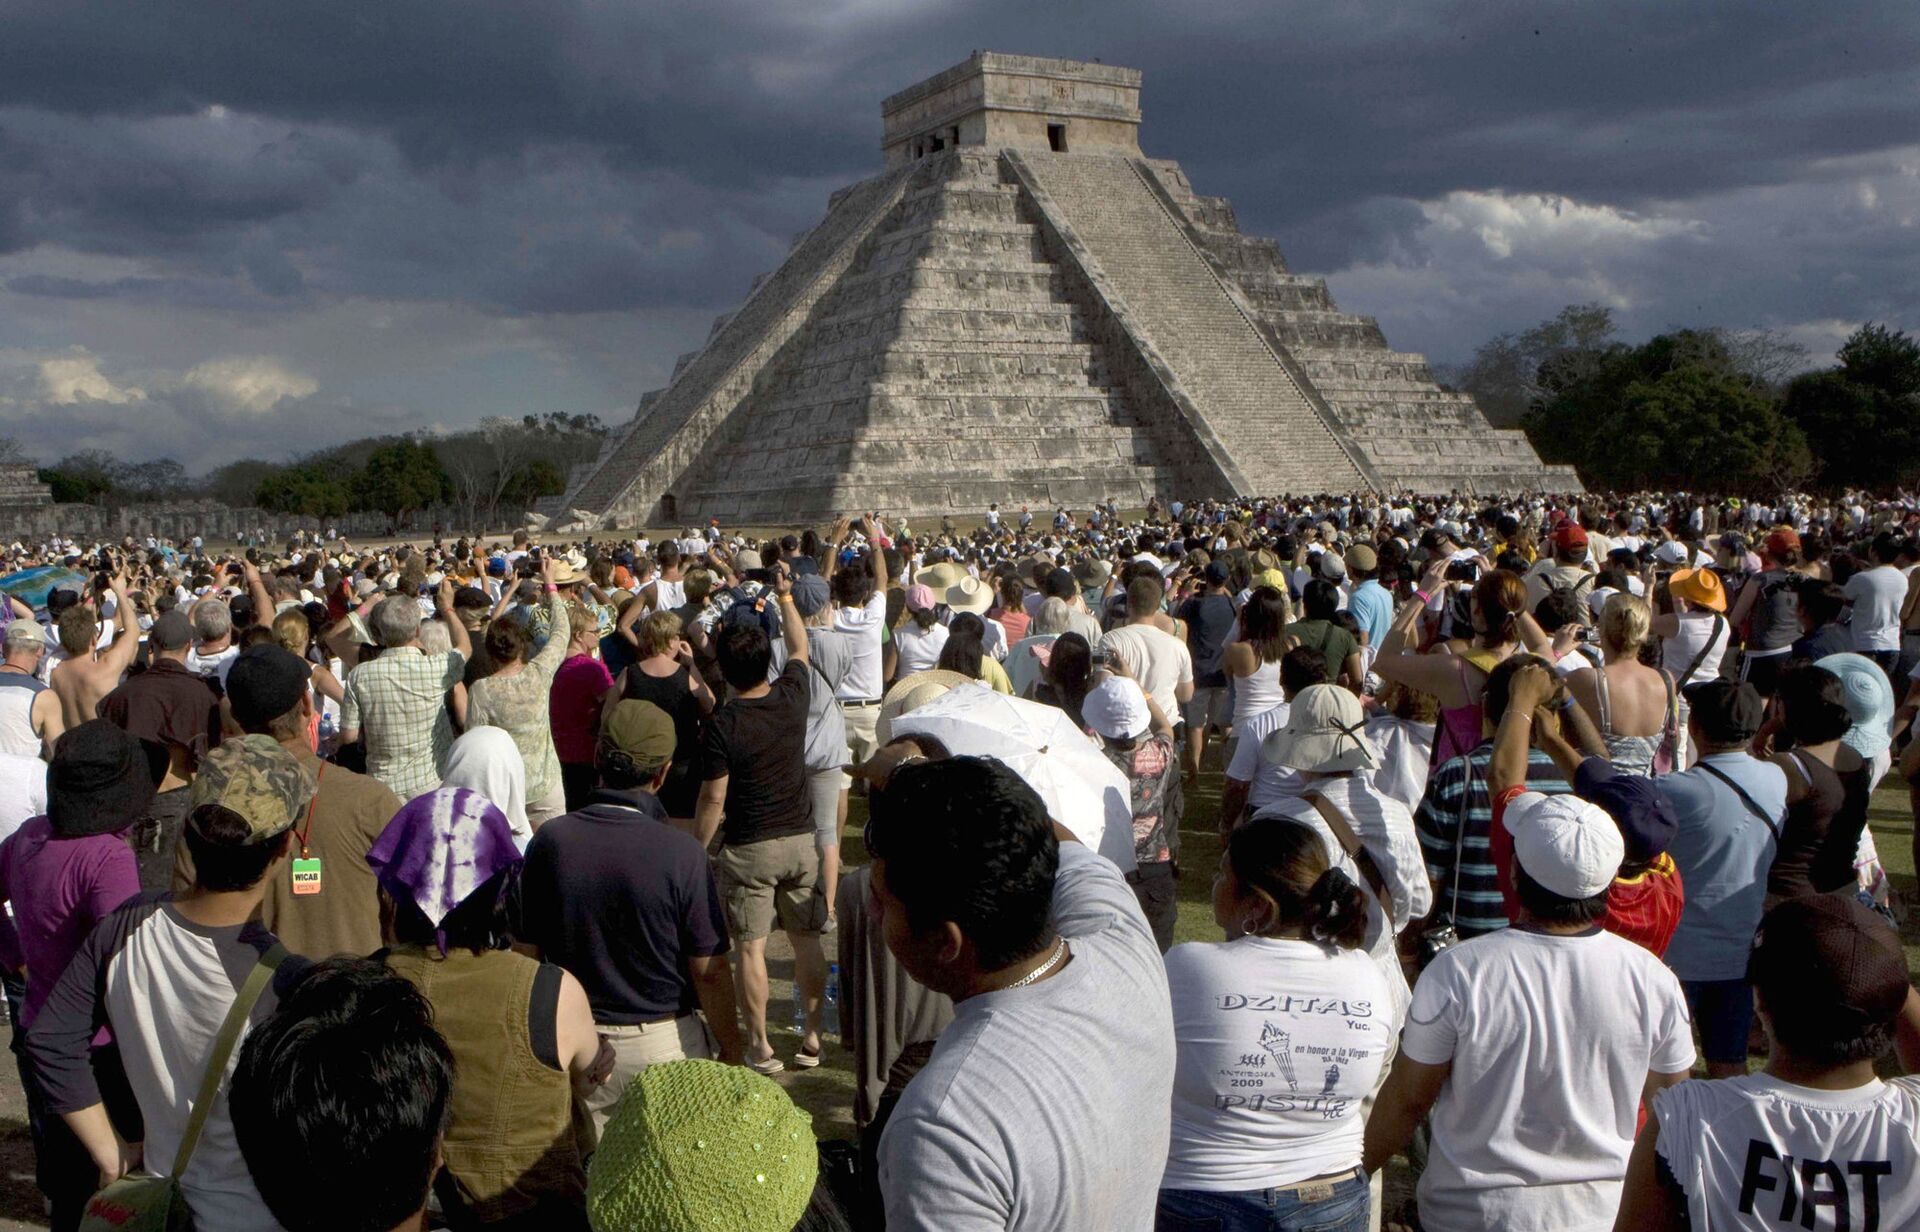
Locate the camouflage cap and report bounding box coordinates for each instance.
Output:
[188,734,315,844]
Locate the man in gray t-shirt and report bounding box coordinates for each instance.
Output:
[868,757,1175,1230]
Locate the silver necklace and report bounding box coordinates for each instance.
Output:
[1005,939,1068,990]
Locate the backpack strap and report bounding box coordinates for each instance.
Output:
[1304,793,1394,927]
[1675,615,1726,688]
[1695,763,1782,843]
[173,942,289,1177]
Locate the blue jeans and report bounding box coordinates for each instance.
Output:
[1157,1173,1370,1232]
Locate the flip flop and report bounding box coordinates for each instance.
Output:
[747,1053,785,1076]
[792,1042,822,1069]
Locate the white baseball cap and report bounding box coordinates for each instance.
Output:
[1083,676,1152,742]
[1502,791,1624,900]
[1652,540,1690,566]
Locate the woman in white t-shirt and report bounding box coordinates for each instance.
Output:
[1652,566,1733,689]
[892,584,949,680]
[1160,817,1392,1232]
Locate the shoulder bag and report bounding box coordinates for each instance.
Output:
[81,943,289,1232]
[1303,792,1394,928]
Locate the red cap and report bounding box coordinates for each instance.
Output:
[1550,523,1589,551]
[1764,528,1801,559]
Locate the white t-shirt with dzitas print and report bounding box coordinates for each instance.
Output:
[1161,937,1390,1192]
[1654,1072,1920,1232]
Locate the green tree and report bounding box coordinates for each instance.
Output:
[256,465,351,518]
[1447,304,1617,426]
[351,439,448,527]
[38,451,119,505]
[1781,323,1920,489]
[503,459,565,508]
[206,459,287,509]
[1524,329,1810,491]
[116,457,190,501]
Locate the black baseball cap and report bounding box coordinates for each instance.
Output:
[1683,679,1766,744]
[225,645,312,729]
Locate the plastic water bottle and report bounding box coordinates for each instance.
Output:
[792,963,843,1039]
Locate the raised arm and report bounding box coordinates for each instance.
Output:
[242,561,274,630]
[1488,665,1556,796]
[528,574,571,677]
[1372,590,1472,708]
[96,573,143,677]
[436,578,472,662]
[773,563,806,664]
[861,516,888,591]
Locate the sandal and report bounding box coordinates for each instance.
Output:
[747,1053,785,1076]
[792,1042,823,1069]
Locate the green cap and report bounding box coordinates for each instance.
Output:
[600,700,677,771]
[188,734,315,844]
[587,1059,815,1232]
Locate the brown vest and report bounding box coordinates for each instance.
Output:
[385,946,586,1221]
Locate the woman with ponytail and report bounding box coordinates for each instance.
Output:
[1158,817,1392,1231]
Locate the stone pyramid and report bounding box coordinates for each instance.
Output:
[565,53,1578,525]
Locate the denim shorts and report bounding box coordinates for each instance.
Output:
[1157,1171,1370,1232]
[1683,977,1755,1066]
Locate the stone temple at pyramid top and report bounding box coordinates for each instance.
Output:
[560,52,1577,526]
[881,53,1144,165]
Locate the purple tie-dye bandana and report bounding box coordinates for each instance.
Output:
[366,787,522,944]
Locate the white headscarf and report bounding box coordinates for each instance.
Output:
[441,725,530,849]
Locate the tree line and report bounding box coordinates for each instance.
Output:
[30,413,608,532]
[1446,307,1920,493]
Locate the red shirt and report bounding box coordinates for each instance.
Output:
[1489,785,1686,958]
[549,654,615,765]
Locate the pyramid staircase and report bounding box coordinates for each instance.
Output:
[622,151,1226,522]
[1138,162,1583,493]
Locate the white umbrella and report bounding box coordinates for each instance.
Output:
[888,686,1136,871]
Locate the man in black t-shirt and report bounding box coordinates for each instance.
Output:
[693,564,829,1075]
[518,699,740,1134]
[1176,560,1237,782]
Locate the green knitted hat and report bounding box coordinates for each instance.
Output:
[587,1059,817,1232]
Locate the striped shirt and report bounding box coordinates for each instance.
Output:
[1413,744,1570,935]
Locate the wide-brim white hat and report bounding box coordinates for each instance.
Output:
[1261,684,1378,773]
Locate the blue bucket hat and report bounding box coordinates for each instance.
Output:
[1816,652,1895,760]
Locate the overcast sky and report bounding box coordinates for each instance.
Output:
[3,0,1916,471]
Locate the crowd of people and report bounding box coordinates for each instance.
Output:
[0,484,1916,1231]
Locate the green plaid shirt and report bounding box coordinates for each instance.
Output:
[340,647,465,800]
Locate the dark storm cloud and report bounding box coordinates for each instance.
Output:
[0,0,1915,464]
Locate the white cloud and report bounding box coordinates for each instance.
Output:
[1317,148,1920,367]
[1415,191,1703,264]
[178,356,317,414]
[38,351,145,404]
